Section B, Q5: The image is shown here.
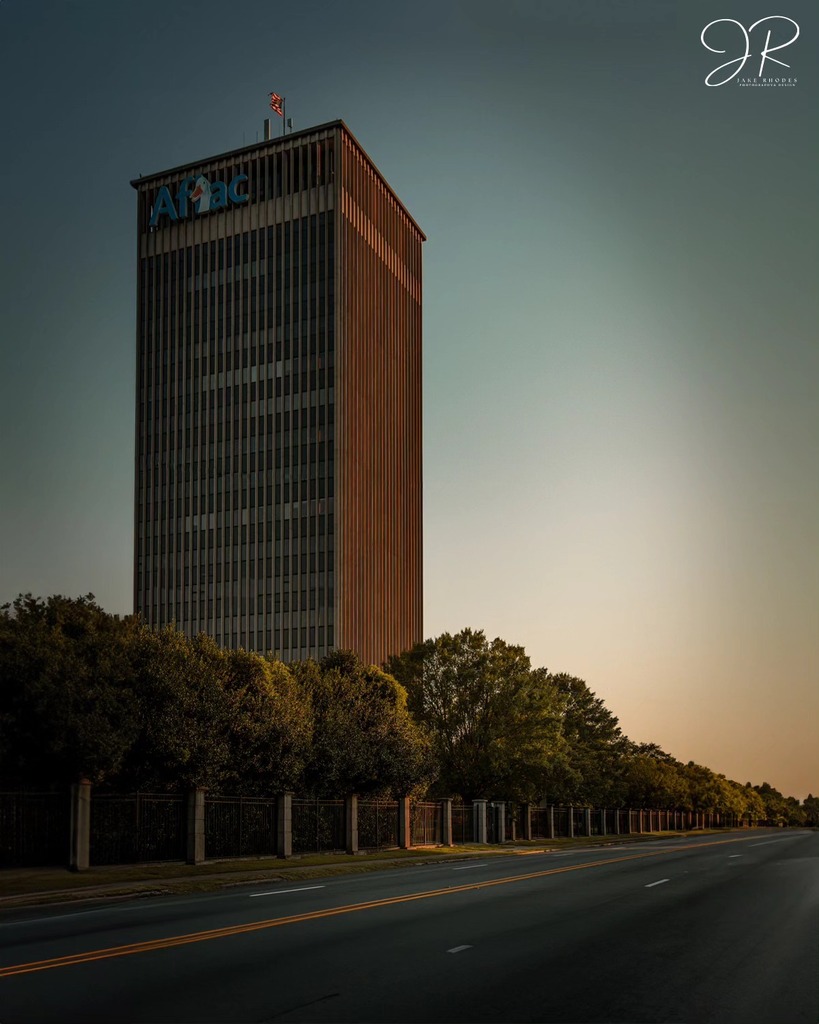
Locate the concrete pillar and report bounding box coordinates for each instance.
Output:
[496,802,506,844]
[584,808,592,837]
[276,792,293,858]
[600,809,607,836]
[397,796,411,849]
[345,793,359,854]
[186,787,206,865]
[69,778,92,872]
[568,805,575,839]
[473,800,488,844]
[521,803,532,841]
[441,799,453,847]
[548,805,555,839]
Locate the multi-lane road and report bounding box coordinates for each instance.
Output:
[0,829,816,1023]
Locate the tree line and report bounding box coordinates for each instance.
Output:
[1,595,815,826]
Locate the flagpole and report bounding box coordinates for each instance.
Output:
[282,97,286,137]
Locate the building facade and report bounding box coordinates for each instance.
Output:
[132,121,423,665]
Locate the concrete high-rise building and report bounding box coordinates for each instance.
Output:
[132,120,423,665]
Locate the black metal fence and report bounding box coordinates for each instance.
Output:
[531,806,550,840]
[0,790,70,868]
[411,802,442,846]
[358,800,398,850]
[291,797,345,854]
[451,802,473,844]
[204,796,277,859]
[1,786,735,870]
[89,793,186,866]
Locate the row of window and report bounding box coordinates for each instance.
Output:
[143,216,334,309]
[140,322,334,383]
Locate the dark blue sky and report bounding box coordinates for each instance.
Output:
[1,0,816,796]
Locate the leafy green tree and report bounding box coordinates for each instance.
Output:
[386,629,564,801]
[545,674,630,806]
[802,794,819,827]
[120,627,233,791]
[295,650,432,797]
[740,783,766,823]
[752,781,790,825]
[0,594,140,784]
[218,648,312,794]
[621,743,691,809]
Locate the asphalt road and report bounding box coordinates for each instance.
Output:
[0,829,816,1023]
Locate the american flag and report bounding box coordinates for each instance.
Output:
[269,93,284,117]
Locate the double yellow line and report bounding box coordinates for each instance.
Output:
[0,836,755,979]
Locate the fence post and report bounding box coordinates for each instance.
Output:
[441,799,453,847]
[548,805,555,839]
[521,803,532,841]
[276,791,293,858]
[496,802,506,844]
[473,800,488,843]
[397,796,411,849]
[345,793,359,855]
[584,808,592,837]
[69,777,92,872]
[614,809,620,835]
[568,805,575,839]
[186,787,205,865]
[599,809,606,836]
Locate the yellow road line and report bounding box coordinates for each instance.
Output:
[0,835,759,979]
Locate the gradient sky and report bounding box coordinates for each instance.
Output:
[1,1,816,799]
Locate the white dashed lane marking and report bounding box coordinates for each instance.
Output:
[645,879,670,888]
[447,945,473,954]
[249,886,325,898]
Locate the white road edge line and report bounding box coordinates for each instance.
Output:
[447,945,473,953]
[452,864,487,870]
[749,839,797,847]
[645,879,670,888]
[249,886,325,898]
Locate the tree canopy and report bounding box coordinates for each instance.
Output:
[1,596,810,819]
[386,629,564,801]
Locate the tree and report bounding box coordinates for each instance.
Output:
[0,594,141,785]
[386,629,564,801]
[294,650,432,797]
[752,781,790,826]
[218,648,312,794]
[621,743,691,810]
[119,627,233,791]
[802,794,819,827]
[545,674,630,806]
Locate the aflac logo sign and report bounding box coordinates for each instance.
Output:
[150,173,249,227]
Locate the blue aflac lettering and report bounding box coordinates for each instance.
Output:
[149,173,249,227]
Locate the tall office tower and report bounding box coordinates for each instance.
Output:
[132,120,423,665]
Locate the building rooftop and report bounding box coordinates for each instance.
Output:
[130,119,425,241]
